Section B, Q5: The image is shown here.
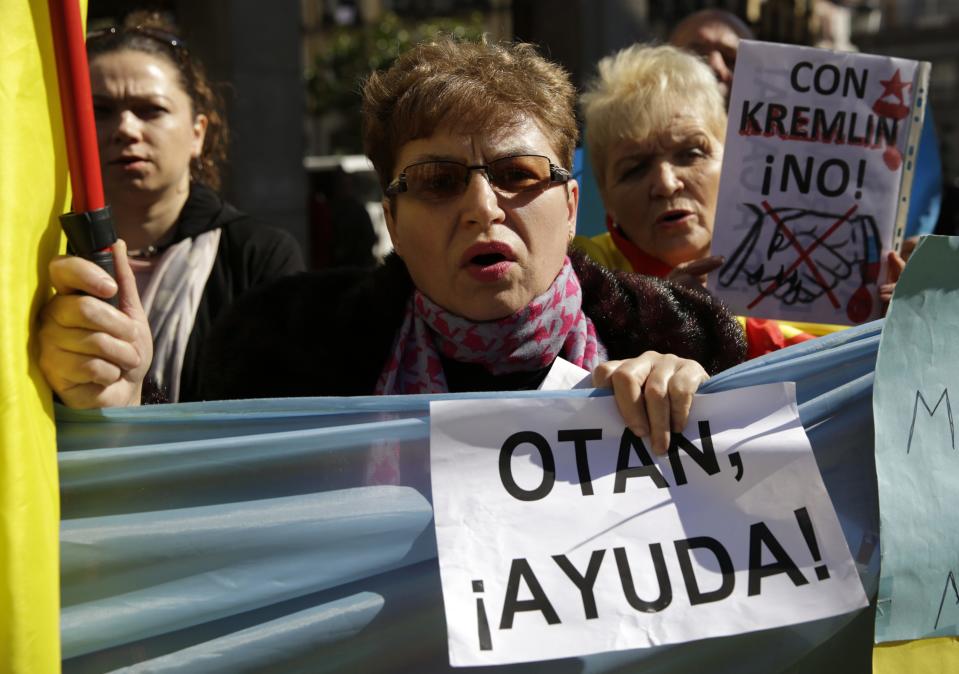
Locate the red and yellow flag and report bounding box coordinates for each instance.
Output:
[0,0,87,671]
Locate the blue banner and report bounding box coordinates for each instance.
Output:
[59,321,882,673]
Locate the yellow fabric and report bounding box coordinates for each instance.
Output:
[777,320,845,338]
[735,317,843,341]
[572,233,628,272]
[0,1,85,670]
[874,638,959,673]
[574,234,848,339]
[775,320,807,341]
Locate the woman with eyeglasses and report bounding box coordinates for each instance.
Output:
[196,38,745,454]
[37,12,303,405]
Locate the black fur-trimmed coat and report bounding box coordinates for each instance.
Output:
[198,250,746,400]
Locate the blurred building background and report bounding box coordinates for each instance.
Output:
[89,0,959,264]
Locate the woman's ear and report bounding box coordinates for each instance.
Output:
[191,114,209,158]
[566,179,579,241]
[383,197,401,257]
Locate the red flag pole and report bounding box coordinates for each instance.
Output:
[48,0,118,304]
[48,0,104,212]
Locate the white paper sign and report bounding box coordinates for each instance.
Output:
[537,357,592,391]
[707,40,929,326]
[430,383,867,666]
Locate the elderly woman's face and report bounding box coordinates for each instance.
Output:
[90,50,206,201]
[384,117,578,321]
[603,114,722,268]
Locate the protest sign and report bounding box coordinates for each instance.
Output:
[707,41,930,326]
[430,383,867,666]
[874,236,959,643]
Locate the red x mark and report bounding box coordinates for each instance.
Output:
[747,201,859,311]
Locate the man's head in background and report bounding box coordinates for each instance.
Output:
[669,9,754,104]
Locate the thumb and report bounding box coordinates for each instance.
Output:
[885,250,906,285]
[112,239,147,320]
[677,255,724,277]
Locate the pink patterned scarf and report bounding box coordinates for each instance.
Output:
[375,257,607,394]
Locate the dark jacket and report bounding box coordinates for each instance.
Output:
[198,250,746,401]
[151,183,305,402]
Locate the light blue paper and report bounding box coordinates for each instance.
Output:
[874,235,959,642]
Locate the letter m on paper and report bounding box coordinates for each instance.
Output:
[906,389,955,454]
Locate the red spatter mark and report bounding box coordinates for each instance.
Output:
[883,146,902,171]
[846,285,873,324]
[870,69,912,173]
[872,99,909,120]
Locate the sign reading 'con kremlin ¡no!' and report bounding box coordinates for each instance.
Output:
[429,383,868,666]
[707,40,931,327]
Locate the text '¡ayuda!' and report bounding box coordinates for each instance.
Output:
[480,422,831,638]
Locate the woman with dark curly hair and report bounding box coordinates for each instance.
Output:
[38,12,304,404]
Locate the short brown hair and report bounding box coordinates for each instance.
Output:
[87,11,228,191]
[362,37,577,190]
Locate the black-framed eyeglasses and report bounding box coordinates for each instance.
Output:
[86,25,189,56]
[385,155,571,202]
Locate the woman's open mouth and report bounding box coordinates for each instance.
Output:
[472,252,508,266]
[462,243,516,282]
[656,210,694,227]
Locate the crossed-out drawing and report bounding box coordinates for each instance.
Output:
[718,201,883,323]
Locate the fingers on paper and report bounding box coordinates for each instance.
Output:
[593,352,709,455]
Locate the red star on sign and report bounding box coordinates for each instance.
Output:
[879,69,910,105]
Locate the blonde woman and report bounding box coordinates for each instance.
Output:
[574,44,845,358]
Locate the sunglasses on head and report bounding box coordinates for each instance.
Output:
[385,154,570,202]
[87,25,189,56]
